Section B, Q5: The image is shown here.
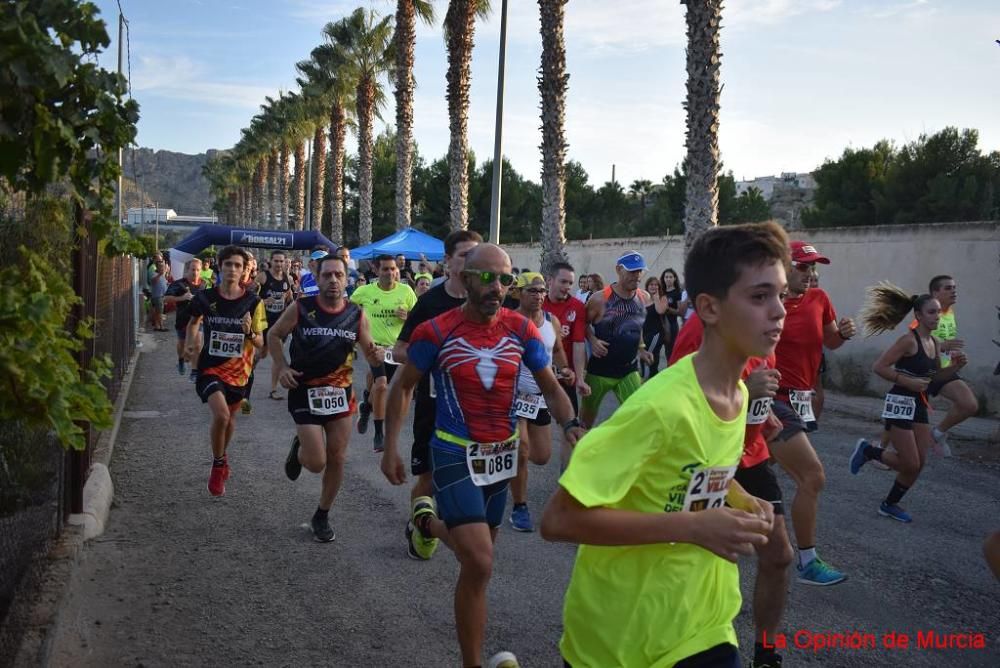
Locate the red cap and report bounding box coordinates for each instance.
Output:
[790,241,830,264]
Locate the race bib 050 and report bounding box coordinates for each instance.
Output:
[307,386,349,416]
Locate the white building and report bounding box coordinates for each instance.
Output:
[736,172,816,200]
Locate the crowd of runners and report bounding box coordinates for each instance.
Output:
[153,223,992,668]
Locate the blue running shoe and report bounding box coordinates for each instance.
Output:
[849,438,870,475]
[510,504,534,532]
[879,502,912,523]
[797,557,847,586]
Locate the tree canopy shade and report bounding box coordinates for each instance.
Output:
[803,127,1000,228]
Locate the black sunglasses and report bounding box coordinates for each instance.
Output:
[462,270,516,287]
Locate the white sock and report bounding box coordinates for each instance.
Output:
[798,547,817,568]
[932,427,947,440]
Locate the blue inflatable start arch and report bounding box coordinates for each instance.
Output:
[168,225,337,278]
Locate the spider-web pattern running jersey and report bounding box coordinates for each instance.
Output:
[407,307,549,445]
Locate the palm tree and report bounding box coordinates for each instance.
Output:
[298,50,353,239]
[394,0,436,230]
[325,9,394,247]
[538,0,569,273]
[444,0,491,230]
[629,178,654,227]
[681,0,724,254]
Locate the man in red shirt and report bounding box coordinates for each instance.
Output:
[542,262,588,413]
[670,316,792,668]
[770,241,856,587]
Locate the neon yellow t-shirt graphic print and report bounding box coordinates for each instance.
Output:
[558,354,747,668]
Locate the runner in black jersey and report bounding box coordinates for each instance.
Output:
[164,258,206,377]
[849,283,967,523]
[268,254,382,542]
[184,245,267,497]
[257,251,294,400]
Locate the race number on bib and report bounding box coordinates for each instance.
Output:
[514,392,545,419]
[466,438,518,486]
[383,347,399,366]
[789,390,815,423]
[266,300,285,313]
[682,465,737,512]
[209,331,244,358]
[307,386,349,416]
[746,397,772,425]
[881,393,916,421]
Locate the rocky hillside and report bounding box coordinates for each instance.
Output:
[121,148,221,215]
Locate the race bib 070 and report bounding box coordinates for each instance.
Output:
[514,392,545,419]
[682,465,737,512]
[466,438,518,487]
[307,386,349,416]
[209,331,244,358]
[789,390,815,423]
[881,393,916,420]
[746,397,772,425]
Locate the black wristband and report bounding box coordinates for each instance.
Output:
[562,417,582,433]
[372,364,387,379]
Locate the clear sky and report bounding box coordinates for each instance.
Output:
[93,0,1000,188]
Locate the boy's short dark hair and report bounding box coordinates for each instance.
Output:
[375,253,396,268]
[548,261,575,277]
[316,255,349,276]
[270,250,286,259]
[444,229,483,257]
[928,275,953,293]
[217,245,250,268]
[684,221,790,307]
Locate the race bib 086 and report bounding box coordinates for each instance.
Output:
[682,465,737,512]
[466,438,518,487]
[307,386,349,416]
[881,393,916,420]
[746,397,772,425]
[209,331,244,358]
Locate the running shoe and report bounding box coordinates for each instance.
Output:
[849,438,870,475]
[285,436,302,481]
[177,360,185,375]
[878,502,912,523]
[751,651,783,668]
[357,401,372,434]
[188,369,198,383]
[241,399,252,415]
[311,513,336,543]
[408,496,440,560]
[372,430,384,453]
[208,465,226,497]
[931,428,952,458]
[510,504,534,532]
[486,651,520,668]
[796,557,846,586]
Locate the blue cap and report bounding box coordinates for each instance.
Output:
[310,250,328,261]
[617,251,646,272]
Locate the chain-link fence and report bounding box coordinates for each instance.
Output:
[0,205,137,664]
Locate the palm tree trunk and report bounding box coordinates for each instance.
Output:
[292,140,306,230]
[253,160,265,227]
[311,126,327,232]
[357,79,376,246]
[538,0,569,274]
[267,149,278,227]
[682,0,723,255]
[227,192,238,226]
[279,145,290,229]
[445,0,477,231]
[329,104,347,244]
[394,0,416,230]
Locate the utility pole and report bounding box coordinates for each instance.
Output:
[488,0,509,245]
[116,12,125,224]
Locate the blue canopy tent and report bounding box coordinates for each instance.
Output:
[351,227,445,261]
[167,225,337,279]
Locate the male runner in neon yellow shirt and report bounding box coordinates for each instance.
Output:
[542,222,789,667]
[350,254,417,451]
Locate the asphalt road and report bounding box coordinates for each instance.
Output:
[49,332,999,667]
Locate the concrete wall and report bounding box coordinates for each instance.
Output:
[506,222,1000,412]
